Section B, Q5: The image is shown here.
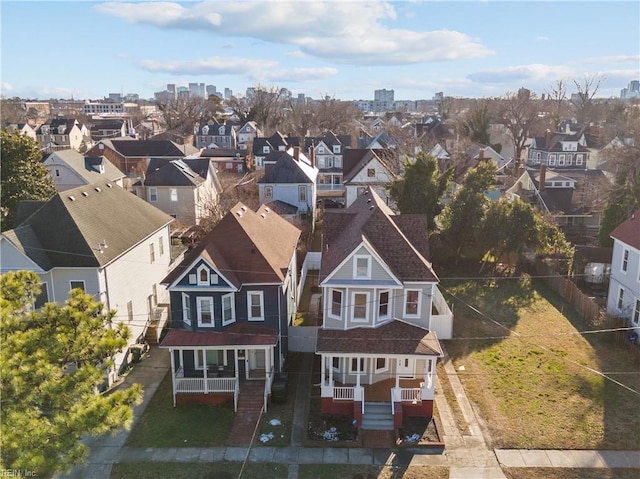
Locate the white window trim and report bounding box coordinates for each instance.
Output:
[247,291,265,321]
[349,357,365,374]
[159,236,164,256]
[148,187,158,202]
[170,188,178,202]
[622,249,629,273]
[332,357,341,371]
[265,186,273,198]
[404,289,421,318]
[197,265,210,286]
[222,293,236,326]
[69,280,85,292]
[375,357,388,374]
[633,298,640,325]
[351,291,370,323]
[196,296,214,327]
[182,293,191,326]
[353,255,371,279]
[617,287,625,311]
[378,290,391,321]
[149,243,155,263]
[298,185,307,203]
[329,289,343,319]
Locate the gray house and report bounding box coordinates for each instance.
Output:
[160,203,301,408]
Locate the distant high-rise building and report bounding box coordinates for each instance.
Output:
[246,87,256,99]
[108,93,123,103]
[206,84,217,97]
[224,88,232,100]
[374,89,394,103]
[621,79,640,99]
[188,82,205,98]
[124,93,140,102]
[177,87,189,100]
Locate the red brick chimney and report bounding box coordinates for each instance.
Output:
[539,163,546,191]
[310,146,315,168]
[545,130,552,149]
[293,146,300,160]
[479,148,484,160]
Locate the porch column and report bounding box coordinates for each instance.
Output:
[328,355,334,387]
[395,357,400,389]
[266,347,272,380]
[234,348,239,381]
[202,350,208,394]
[170,348,176,407]
[355,357,361,388]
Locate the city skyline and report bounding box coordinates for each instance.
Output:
[1,1,639,101]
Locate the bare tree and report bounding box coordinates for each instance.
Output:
[570,74,606,124]
[0,97,27,124]
[493,90,542,165]
[227,85,288,134]
[156,95,224,136]
[545,79,569,130]
[313,96,361,135]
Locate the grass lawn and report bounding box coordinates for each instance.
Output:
[126,372,235,447]
[503,468,640,479]
[441,275,640,450]
[111,462,289,479]
[298,464,448,479]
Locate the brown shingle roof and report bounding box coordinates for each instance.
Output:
[317,320,442,356]
[320,188,437,283]
[163,202,301,286]
[611,210,640,250]
[160,323,277,348]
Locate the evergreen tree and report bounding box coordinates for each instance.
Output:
[0,129,56,230]
[0,271,142,475]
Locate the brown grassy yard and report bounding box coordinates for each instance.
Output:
[441,275,640,450]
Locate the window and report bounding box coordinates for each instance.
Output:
[549,156,557,166]
[34,282,49,309]
[317,146,325,154]
[265,186,273,198]
[567,154,573,165]
[263,146,270,154]
[333,176,341,185]
[70,280,85,292]
[197,265,209,285]
[149,243,155,263]
[352,292,369,322]
[170,188,178,202]
[330,290,343,318]
[378,291,390,319]
[159,237,164,256]
[367,168,375,177]
[622,249,629,272]
[332,357,340,370]
[634,299,640,325]
[333,145,341,154]
[354,256,370,279]
[127,300,133,323]
[576,155,584,166]
[618,288,625,310]
[375,358,388,373]
[222,293,235,326]
[55,169,60,177]
[350,357,365,374]
[536,152,541,160]
[182,293,191,325]
[558,155,565,166]
[404,290,420,317]
[247,291,264,321]
[298,185,307,202]
[197,297,214,326]
[148,187,157,202]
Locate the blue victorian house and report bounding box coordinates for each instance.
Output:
[160,203,301,409]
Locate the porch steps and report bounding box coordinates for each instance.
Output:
[361,402,394,431]
[227,381,265,445]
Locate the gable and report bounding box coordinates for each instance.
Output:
[346,156,393,184]
[323,243,401,286]
[0,236,46,273]
[171,258,236,290]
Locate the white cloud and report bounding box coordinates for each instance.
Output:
[264,67,338,83]
[468,64,574,84]
[0,82,14,94]
[583,54,640,65]
[139,56,279,75]
[96,1,493,65]
[535,36,550,42]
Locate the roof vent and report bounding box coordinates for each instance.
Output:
[241,206,248,212]
[264,207,270,213]
[236,210,243,217]
[369,205,375,210]
[94,187,101,192]
[367,198,371,203]
[260,213,266,219]
[364,190,369,195]
[106,183,112,188]
[68,195,75,201]
[82,191,89,197]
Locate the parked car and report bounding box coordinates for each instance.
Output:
[318,198,345,209]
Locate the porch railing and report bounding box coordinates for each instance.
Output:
[400,388,422,402]
[333,386,354,400]
[175,367,236,394]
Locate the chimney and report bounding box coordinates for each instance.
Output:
[545,130,552,149]
[310,145,315,168]
[293,146,300,160]
[479,148,484,160]
[539,163,546,191]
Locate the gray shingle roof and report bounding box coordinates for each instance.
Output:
[2,180,173,269]
[258,152,313,184]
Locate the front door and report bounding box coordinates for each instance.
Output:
[397,358,414,378]
[249,349,266,372]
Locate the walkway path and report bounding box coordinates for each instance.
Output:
[57,347,640,479]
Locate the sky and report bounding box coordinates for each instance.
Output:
[1,1,639,101]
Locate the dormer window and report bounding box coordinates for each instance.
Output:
[333,145,341,154]
[202,125,209,135]
[354,255,371,279]
[219,126,225,135]
[262,146,270,154]
[197,265,211,285]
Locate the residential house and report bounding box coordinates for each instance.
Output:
[606,210,640,343]
[85,138,200,177]
[199,148,247,174]
[159,203,301,408]
[89,119,129,142]
[43,149,125,191]
[316,187,452,431]
[527,129,590,169]
[252,131,299,169]
[4,122,37,140]
[0,180,174,383]
[304,131,351,200]
[342,148,399,207]
[257,147,318,223]
[134,158,222,226]
[505,165,611,245]
[36,118,87,152]
[195,120,237,149]
[236,121,262,151]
